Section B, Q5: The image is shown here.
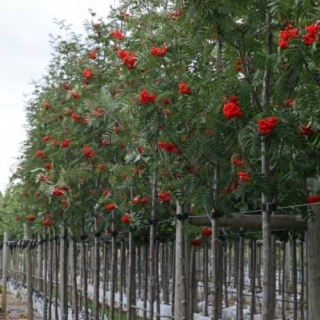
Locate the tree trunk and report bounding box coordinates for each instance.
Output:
[307,178,320,320]
[292,233,298,320]
[143,245,148,320]
[24,223,34,320]
[109,211,117,320]
[43,230,48,320]
[93,222,101,320]
[155,240,161,320]
[54,231,59,320]
[101,242,108,320]
[174,202,187,320]
[81,222,89,320]
[281,240,287,320]
[148,169,157,319]
[137,245,142,300]
[120,240,125,320]
[1,231,9,313]
[211,217,220,320]
[37,234,43,294]
[69,231,79,320]
[59,225,68,319]
[261,5,274,320]
[250,238,257,320]
[300,234,305,320]
[189,245,196,320]
[237,232,245,320]
[127,232,137,320]
[203,241,209,316]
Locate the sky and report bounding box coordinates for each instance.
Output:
[0,0,117,193]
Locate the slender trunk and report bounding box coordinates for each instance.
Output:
[228,242,232,290]
[256,243,262,292]
[56,225,68,320]
[285,241,291,310]
[292,233,298,320]
[270,235,277,319]
[24,224,34,320]
[203,241,209,316]
[54,231,59,320]
[174,201,187,320]
[235,237,240,291]
[261,5,274,320]
[120,240,125,320]
[109,211,117,320]
[300,234,305,320]
[171,242,175,316]
[137,245,142,300]
[282,240,286,320]
[250,238,257,320]
[306,198,320,320]
[211,162,221,320]
[127,233,137,320]
[217,238,223,316]
[189,245,196,320]
[155,240,161,320]
[37,234,43,293]
[1,232,9,313]
[81,223,89,320]
[148,169,157,319]
[48,235,53,320]
[163,243,170,304]
[93,222,101,320]
[211,217,220,320]
[224,241,229,309]
[43,230,48,320]
[101,242,108,319]
[237,232,245,320]
[143,245,148,320]
[69,230,79,320]
[59,225,68,319]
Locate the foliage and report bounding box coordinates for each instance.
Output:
[3,0,320,241]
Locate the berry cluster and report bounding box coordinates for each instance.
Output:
[139,89,157,104]
[222,96,242,120]
[278,24,299,49]
[303,22,320,45]
[257,116,277,135]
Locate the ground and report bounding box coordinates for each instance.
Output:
[0,294,42,320]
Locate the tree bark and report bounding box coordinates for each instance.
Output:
[307,178,320,320]
[1,231,9,313]
[174,201,188,320]
[81,222,89,320]
[261,6,274,320]
[250,238,257,320]
[127,232,137,320]
[93,222,101,320]
[59,225,68,319]
[109,211,117,320]
[24,223,34,320]
[148,169,157,319]
[237,232,245,320]
[69,230,79,320]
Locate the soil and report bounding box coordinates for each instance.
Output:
[0,294,42,320]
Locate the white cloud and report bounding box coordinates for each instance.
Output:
[0,0,115,192]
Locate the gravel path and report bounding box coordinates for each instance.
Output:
[0,294,42,319]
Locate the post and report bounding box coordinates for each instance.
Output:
[24,223,34,320]
[1,231,9,312]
